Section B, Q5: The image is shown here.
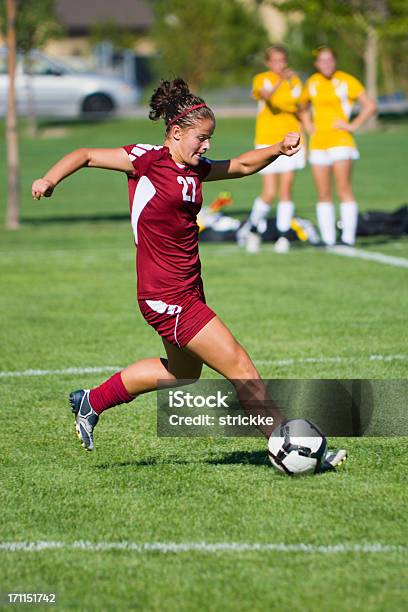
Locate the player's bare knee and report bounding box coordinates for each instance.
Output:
[227,346,258,379]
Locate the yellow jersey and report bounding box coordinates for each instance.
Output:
[300,71,364,149]
[252,71,302,145]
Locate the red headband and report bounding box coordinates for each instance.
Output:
[167,103,207,126]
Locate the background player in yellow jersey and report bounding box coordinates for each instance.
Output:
[241,46,305,253]
[300,46,377,246]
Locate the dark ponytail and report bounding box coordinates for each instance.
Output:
[149,78,215,132]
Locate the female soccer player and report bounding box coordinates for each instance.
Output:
[299,47,377,246]
[240,46,305,254]
[31,79,345,471]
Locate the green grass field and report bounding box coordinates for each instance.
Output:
[1,118,408,611]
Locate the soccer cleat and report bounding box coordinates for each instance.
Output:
[69,389,99,451]
[274,236,290,254]
[246,230,261,253]
[318,448,348,473]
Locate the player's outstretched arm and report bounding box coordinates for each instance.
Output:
[32,147,134,200]
[204,132,300,182]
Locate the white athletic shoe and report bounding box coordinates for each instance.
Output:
[246,231,261,253]
[69,389,99,451]
[274,236,290,254]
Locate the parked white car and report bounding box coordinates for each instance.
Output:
[0,48,140,118]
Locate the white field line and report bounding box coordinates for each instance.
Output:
[327,245,408,269]
[0,541,407,554]
[1,354,407,379]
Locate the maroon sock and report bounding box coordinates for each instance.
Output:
[89,372,134,415]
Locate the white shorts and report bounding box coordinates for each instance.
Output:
[309,147,360,166]
[257,145,306,175]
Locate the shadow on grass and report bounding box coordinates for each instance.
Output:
[38,116,123,129]
[19,215,408,243]
[206,450,267,465]
[357,236,406,246]
[95,450,268,470]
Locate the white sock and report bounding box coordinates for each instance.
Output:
[276,201,295,233]
[316,202,336,246]
[249,197,270,227]
[340,201,358,245]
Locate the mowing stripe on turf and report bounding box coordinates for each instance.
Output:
[1,354,407,378]
[326,245,408,268]
[0,366,122,378]
[0,541,407,554]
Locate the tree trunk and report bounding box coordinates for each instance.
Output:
[25,53,38,138]
[5,0,20,230]
[364,24,379,130]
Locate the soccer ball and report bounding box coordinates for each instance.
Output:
[268,419,327,476]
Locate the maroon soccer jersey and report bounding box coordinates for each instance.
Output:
[123,144,212,299]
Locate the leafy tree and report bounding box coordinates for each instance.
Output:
[90,20,137,52]
[282,15,365,81]
[0,0,63,135]
[267,0,408,103]
[152,0,269,91]
[0,0,63,52]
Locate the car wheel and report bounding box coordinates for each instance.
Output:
[82,93,115,117]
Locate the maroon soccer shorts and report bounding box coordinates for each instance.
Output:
[138,285,216,348]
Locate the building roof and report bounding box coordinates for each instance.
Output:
[56,0,153,34]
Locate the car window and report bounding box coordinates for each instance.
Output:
[24,55,64,76]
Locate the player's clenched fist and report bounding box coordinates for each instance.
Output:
[32,178,55,200]
[280,132,301,156]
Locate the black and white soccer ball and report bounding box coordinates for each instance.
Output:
[268,419,327,476]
